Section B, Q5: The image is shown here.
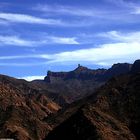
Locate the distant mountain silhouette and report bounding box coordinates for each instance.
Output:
[41,62,132,103]
[44,63,132,82]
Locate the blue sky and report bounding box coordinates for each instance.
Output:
[0,0,140,80]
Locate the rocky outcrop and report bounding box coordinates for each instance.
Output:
[42,63,131,103]
[104,63,132,79]
[131,59,140,73]
[44,63,131,83]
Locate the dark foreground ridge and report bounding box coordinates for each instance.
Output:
[0,60,139,139]
[45,60,140,140]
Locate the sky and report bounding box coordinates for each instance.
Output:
[0,0,140,81]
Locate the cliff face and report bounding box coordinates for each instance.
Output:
[43,63,131,103]
[45,63,132,82]
[45,60,140,140]
[45,66,106,82]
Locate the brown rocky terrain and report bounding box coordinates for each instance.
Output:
[45,60,140,140]
[0,61,138,140]
[0,75,60,140]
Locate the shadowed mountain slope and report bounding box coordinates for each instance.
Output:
[46,60,140,140]
[0,61,137,140]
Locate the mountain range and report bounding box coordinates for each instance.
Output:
[0,60,140,140]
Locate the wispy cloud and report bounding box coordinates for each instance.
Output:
[41,42,140,65]
[0,55,38,60]
[31,3,140,29]
[0,31,140,66]
[113,0,140,15]
[34,3,137,19]
[0,41,139,66]
[0,12,65,26]
[0,35,79,46]
[0,35,35,46]
[131,6,140,14]
[43,36,79,44]
[0,12,95,27]
[19,75,44,81]
[98,31,140,42]
[34,4,101,17]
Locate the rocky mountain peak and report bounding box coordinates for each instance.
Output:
[131,59,140,73]
[111,63,132,71]
[104,63,132,78]
[74,64,89,72]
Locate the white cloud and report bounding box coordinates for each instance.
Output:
[0,12,95,27]
[43,36,79,44]
[0,54,50,60]
[0,12,65,26]
[0,31,140,66]
[0,35,79,46]
[0,42,139,66]
[34,3,137,21]
[98,31,140,43]
[41,42,140,65]
[19,76,44,81]
[0,36,36,46]
[35,4,100,17]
